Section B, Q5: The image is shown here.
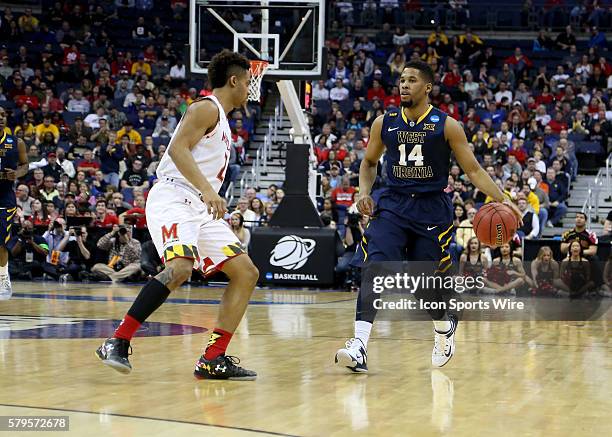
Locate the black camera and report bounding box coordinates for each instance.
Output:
[21,229,32,239]
[70,227,82,236]
[118,227,128,236]
[347,213,361,226]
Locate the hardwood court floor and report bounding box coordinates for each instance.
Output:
[0,282,610,437]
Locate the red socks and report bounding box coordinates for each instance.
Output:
[113,318,233,360]
[203,328,233,360]
[113,315,141,341]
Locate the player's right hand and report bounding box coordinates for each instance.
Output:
[200,189,227,220]
[355,193,375,216]
[4,169,16,181]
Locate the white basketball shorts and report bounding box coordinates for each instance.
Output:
[146,179,244,276]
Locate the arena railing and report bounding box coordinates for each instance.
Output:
[583,152,612,225]
[224,181,235,206]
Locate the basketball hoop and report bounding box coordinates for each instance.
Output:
[248,60,269,101]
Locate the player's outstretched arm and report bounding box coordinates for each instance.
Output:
[167,100,227,219]
[356,115,385,216]
[445,117,522,225]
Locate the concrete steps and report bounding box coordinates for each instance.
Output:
[540,166,611,237]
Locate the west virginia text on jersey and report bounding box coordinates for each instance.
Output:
[382,105,451,193]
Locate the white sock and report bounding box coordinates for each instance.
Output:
[433,316,451,333]
[0,263,7,276]
[354,320,372,348]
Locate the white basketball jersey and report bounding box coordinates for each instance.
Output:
[156,95,232,193]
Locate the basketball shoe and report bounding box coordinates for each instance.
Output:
[335,338,368,373]
[431,314,458,367]
[194,354,257,380]
[0,273,12,300]
[95,338,132,374]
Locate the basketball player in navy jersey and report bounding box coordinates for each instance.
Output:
[335,61,522,371]
[0,107,29,299]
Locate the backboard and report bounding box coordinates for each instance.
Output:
[189,0,325,78]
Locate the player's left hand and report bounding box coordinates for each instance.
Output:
[502,199,523,227]
[200,189,227,220]
[4,169,16,181]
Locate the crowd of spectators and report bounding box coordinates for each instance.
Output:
[1,2,264,283]
[310,14,611,291]
[1,3,611,294]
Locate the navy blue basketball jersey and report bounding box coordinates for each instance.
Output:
[381,105,451,193]
[0,132,19,207]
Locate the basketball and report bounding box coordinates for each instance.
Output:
[472,202,518,247]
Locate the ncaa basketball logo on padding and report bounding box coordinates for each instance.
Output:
[269,235,316,270]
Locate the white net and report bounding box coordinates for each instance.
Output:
[248,60,269,101]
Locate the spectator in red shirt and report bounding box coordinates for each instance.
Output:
[120,194,147,228]
[14,85,40,109]
[367,80,386,101]
[330,140,348,162]
[439,94,460,120]
[76,149,101,177]
[504,47,533,74]
[7,76,25,101]
[535,85,554,105]
[548,112,568,134]
[441,65,462,88]
[331,176,357,208]
[233,119,249,144]
[42,88,64,113]
[93,200,119,228]
[110,52,132,77]
[62,44,80,65]
[142,45,157,64]
[384,85,401,108]
[507,138,528,165]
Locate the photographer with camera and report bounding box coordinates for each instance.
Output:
[61,226,95,281]
[42,218,71,279]
[7,220,49,280]
[336,208,368,291]
[89,225,142,283]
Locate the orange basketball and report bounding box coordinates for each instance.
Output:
[472,202,518,247]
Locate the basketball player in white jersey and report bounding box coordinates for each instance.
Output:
[96,50,259,380]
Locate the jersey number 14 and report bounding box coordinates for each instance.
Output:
[398,144,424,166]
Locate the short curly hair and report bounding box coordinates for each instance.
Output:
[208,49,250,89]
[404,60,434,85]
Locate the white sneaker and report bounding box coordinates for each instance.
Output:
[432,314,458,368]
[0,274,12,300]
[335,338,368,373]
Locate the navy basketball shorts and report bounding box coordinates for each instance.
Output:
[352,191,454,273]
[0,206,17,247]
